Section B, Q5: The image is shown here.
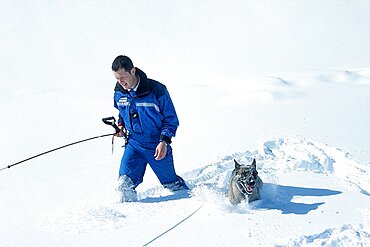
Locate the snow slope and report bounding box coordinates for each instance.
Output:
[1,1,370,246]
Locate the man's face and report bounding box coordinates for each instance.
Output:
[113,68,137,90]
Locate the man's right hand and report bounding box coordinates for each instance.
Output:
[115,127,127,138]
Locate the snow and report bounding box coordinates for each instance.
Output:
[1,1,370,246]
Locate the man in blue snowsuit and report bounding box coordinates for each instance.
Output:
[112,55,189,202]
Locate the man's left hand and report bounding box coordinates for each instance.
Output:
[154,141,167,160]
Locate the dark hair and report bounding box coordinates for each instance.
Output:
[112,55,134,72]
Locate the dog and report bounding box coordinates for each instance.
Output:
[228,159,263,205]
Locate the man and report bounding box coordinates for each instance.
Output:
[112,55,189,202]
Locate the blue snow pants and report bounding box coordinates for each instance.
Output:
[119,139,178,188]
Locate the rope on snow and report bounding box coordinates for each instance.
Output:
[142,203,204,246]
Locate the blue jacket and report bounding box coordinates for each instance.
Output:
[114,68,179,146]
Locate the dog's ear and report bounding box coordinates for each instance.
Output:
[251,158,256,168]
[234,159,241,170]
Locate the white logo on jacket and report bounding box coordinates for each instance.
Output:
[136,103,160,112]
[117,97,129,107]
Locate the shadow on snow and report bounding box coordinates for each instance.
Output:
[257,183,342,215]
[138,190,190,203]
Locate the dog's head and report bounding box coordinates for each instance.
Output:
[233,159,259,195]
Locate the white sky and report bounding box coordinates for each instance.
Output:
[1,0,370,91]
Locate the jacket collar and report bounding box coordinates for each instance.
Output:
[114,68,150,98]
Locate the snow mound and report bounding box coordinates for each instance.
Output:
[278,224,370,247]
[186,137,369,198]
[260,138,370,196]
[180,137,369,215]
[317,69,370,85]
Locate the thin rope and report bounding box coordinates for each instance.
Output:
[142,204,204,246]
[0,133,114,172]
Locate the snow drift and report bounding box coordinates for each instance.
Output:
[22,138,368,247]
